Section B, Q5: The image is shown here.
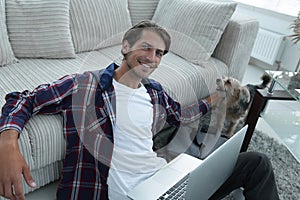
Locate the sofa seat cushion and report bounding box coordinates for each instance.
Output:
[0,0,17,66]
[5,0,76,59]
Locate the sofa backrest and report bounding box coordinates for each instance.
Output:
[1,0,241,71]
[128,0,160,25]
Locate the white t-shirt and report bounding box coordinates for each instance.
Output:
[107,79,167,199]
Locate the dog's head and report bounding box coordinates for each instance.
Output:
[217,77,251,107]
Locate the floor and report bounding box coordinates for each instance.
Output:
[24,64,300,199]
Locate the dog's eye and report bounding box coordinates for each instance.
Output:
[226,79,231,84]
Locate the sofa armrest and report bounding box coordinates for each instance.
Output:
[213,13,259,81]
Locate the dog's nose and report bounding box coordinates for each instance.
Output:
[216,78,222,83]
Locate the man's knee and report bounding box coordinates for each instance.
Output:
[239,152,279,200]
[239,152,273,173]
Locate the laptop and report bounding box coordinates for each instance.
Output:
[127,125,248,200]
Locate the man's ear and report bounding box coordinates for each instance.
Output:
[122,40,130,55]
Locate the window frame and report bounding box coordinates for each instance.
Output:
[233,0,299,17]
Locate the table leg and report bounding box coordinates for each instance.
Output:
[241,90,268,152]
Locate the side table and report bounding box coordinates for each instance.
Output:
[241,70,300,152]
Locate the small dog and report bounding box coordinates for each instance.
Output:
[219,73,271,137]
[196,73,271,157]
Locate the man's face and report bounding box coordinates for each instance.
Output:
[122,30,166,79]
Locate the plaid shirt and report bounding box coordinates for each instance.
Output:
[0,63,210,199]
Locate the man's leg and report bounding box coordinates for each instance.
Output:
[209,152,279,200]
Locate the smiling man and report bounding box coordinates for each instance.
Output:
[0,20,279,200]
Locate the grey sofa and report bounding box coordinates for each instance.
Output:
[0,0,259,196]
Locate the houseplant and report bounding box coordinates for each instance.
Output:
[291,11,300,44]
[290,11,300,72]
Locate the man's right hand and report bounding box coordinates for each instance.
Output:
[0,130,36,200]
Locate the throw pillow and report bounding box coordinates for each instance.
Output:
[152,0,237,65]
[0,0,17,66]
[70,0,132,53]
[6,0,76,59]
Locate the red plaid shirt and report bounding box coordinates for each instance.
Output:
[0,63,210,199]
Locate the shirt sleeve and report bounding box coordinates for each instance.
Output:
[162,87,211,126]
[0,74,78,134]
[179,99,211,125]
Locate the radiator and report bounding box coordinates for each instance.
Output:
[251,28,286,65]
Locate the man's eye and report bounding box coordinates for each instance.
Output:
[156,51,163,57]
[142,44,150,50]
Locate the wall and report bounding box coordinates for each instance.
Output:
[235,3,300,71]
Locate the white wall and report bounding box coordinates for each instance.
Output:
[235,3,300,71]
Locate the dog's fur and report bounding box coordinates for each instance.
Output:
[219,73,271,137]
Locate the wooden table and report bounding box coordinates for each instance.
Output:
[241,88,299,152]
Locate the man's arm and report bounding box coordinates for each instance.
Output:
[0,74,78,199]
[0,74,77,134]
[178,98,211,125]
[158,83,219,126]
[204,92,219,108]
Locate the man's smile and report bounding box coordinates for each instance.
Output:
[138,60,156,69]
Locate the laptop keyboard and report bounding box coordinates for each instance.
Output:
[157,174,189,200]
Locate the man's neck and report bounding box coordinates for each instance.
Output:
[114,62,141,89]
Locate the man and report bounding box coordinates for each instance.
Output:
[0,20,279,200]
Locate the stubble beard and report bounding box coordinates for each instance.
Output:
[124,53,156,80]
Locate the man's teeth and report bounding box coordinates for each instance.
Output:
[143,64,151,68]
[138,60,153,68]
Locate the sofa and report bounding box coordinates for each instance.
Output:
[0,0,259,197]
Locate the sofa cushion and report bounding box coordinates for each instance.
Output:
[128,0,160,25]
[5,0,76,59]
[0,0,17,66]
[152,0,237,65]
[70,0,132,53]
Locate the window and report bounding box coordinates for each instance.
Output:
[234,0,299,17]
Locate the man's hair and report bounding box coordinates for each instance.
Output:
[122,20,171,55]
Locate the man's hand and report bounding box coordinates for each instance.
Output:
[205,92,222,108]
[0,130,36,200]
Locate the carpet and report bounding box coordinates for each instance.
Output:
[224,129,300,200]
